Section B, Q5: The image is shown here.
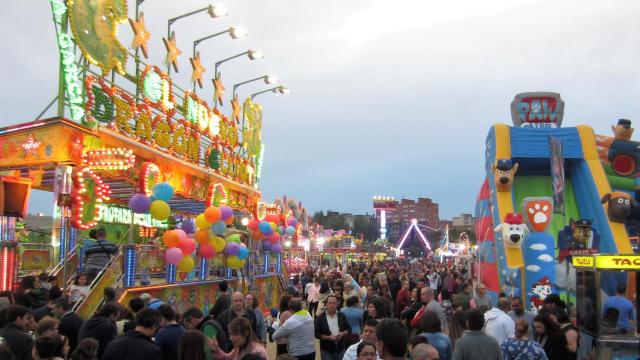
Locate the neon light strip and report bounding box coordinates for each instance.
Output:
[1,247,8,291]
[396,224,413,250]
[0,121,47,135]
[397,223,432,251]
[414,224,432,250]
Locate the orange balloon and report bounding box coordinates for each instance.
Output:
[194,230,210,245]
[162,230,180,248]
[224,215,235,225]
[204,206,222,223]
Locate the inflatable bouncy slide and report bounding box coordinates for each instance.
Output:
[475,92,637,310]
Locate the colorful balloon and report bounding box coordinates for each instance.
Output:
[175,229,188,242]
[152,182,174,202]
[286,226,296,236]
[262,240,272,251]
[195,230,210,245]
[195,214,211,230]
[181,219,195,234]
[271,242,282,253]
[248,219,260,231]
[258,221,271,234]
[237,246,249,260]
[177,256,195,272]
[210,236,226,252]
[226,234,241,244]
[177,237,195,255]
[150,200,170,221]
[129,194,151,214]
[211,221,226,236]
[269,233,281,243]
[226,255,245,269]
[165,247,183,265]
[224,215,235,225]
[204,206,222,223]
[162,230,180,248]
[219,205,233,221]
[199,243,216,259]
[287,218,298,227]
[225,242,240,256]
[211,253,226,267]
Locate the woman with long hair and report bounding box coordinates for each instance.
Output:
[244,293,266,344]
[178,330,207,360]
[272,295,292,356]
[363,297,391,322]
[500,320,547,360]
[210,318,268,360]
[70,338,99,360]
[448,310,467,351]
[533,313,563,359]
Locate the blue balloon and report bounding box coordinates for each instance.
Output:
[153,182,174,202]
[262,240,271,251]
[237,246,249,260]
[211,221,227,236]
[258,221,271,234]
[286,226,295,236]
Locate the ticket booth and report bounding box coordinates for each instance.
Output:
[572,254,639,359]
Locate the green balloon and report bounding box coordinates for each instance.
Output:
[226,234,241,244]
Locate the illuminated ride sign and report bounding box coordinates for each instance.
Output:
[510,92,564,129]
[84,65,255,186]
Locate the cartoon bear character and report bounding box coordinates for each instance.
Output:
[612,119,634,141]
[494,159,519,192]
[530,276,553,310]
[601,192,634,223]
[494,213,528,247]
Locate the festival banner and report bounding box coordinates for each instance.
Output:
[549,136,565,215]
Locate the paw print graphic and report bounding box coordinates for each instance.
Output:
[522,198,553,233]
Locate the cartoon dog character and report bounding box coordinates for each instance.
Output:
[529,276,553,310]
[612,119,634,141]
[494,159,519,192]
[568,219,592,249]
[494,213,528,247]
[601,191,634,223]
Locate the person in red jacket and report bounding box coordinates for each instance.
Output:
[395,281,411,317]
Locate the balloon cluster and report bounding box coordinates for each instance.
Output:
[128,182,174,221]
[163,229,196,272]
[193,205,248,269]
[247,214,298,254]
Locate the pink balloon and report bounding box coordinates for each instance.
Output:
[165,248,184,265]
[178,237,196,255]
[199,243,216,259]
[175,229,188,242]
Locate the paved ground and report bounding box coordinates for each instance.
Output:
[266,338,322,359]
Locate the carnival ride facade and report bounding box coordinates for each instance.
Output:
[475,92,636,313]
[0,0,301,318]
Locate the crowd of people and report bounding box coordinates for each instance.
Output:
[0,256,596,360]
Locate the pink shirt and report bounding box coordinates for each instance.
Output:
[214,342,269,360]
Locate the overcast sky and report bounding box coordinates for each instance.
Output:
[2,1,637,219]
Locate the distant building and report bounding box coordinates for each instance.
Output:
[385,198,440,240]
[452,213,475,231]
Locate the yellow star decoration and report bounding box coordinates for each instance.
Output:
[213,75,226,106]
[231,94,241,123]
[163,31,182,72]
[189,52,206,89]
[128,12,151,58]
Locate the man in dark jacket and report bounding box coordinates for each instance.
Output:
[77,302,118,358]
[102,308,162,360]
[154,305,185,360]
[209,280,230,319]
[0,305,34,360]
[315,295,351,360]
[52,298,84,353]
[217,292,257,352]
[32,287,63,322]
[83,228,118,281]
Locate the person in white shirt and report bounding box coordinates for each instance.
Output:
[484,297,515,345]
[307,278,321,318]
[342,319,381,360]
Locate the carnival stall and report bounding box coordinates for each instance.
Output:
[0,0,294,317]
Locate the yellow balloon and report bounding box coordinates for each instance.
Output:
[210,236,226,253]
[177,256,195,272]
[226,255,245,269]
[150,200,170,221]
[211,254,226,267]
[195,214,211,230]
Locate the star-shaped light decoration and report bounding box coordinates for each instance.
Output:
[128,12,151,58]
[230,94,241,124]
[190,51,206,88]
[163,31,182,72]
[213,74,226,106]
